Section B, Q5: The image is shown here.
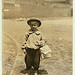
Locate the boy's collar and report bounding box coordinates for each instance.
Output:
[28,29,41,34]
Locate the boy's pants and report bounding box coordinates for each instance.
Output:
[25,48,41,70]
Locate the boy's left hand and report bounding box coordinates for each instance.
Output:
[35,41,44,47]
[35,41,41,46]
[21,47,25,50]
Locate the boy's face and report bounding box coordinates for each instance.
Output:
[30,21,39,30]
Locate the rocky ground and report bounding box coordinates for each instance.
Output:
[2,17,73,75]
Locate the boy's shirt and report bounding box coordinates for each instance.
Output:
[22,29,45,49]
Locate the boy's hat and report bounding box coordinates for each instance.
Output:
[27,19,41,27]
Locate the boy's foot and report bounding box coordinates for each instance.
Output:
[34,71,38,75]
[25,73,29,75]
[26,68,34,75]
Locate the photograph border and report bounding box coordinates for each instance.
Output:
[0,0,2,75]
[0,0,74,75]
[73,0,75,75]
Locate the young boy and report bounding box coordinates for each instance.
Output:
[22,19,45,75]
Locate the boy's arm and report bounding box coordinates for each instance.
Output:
[40,33,46,47]
[21,32,29,54]
[22,32,28,50]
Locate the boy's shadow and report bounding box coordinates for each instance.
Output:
[20,68,48,75]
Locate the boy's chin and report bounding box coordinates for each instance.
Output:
[31,28,37,30]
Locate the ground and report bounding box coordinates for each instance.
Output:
[2,17,73,75]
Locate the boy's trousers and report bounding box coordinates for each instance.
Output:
[25,48,41,70]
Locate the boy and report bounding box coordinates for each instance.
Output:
[22,19,45,75]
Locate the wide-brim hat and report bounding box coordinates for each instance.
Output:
[27,19,41,27]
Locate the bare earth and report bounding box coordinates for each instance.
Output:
[2,17,73,75]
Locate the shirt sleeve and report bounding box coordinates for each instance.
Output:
[41,33,46,40]
[22,32,29,48]
[40,33,46,46]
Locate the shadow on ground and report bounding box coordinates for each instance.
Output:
[20,68,48,75]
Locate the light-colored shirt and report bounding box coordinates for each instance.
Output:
[22,29,45,49]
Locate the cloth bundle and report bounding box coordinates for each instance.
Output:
[40,45,51,59]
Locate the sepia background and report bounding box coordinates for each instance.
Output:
[2,0,73,75]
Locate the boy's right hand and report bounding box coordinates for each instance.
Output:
[24,49,27,54]
[21,48,26,54]
[21,47,25,50]
[21,45,25,50]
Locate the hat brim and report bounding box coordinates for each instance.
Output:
[27,19,41,27]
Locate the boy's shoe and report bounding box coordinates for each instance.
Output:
[34,73,38,75]
[26,68,34,75]
[34,71,38,75]
[25,73,29,75]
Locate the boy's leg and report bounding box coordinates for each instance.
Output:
[25,54,33,70]
[33,50,41,70]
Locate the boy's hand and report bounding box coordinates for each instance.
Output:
[35,41,39,46]
[21,47,25,50]
[21,45,27,50]
[24,49,26,54]
[35,41,45,47]
[40,41,45,46]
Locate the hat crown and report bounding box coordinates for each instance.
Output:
[27,19,41,27]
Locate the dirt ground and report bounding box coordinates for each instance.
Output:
[2,17,73,75]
